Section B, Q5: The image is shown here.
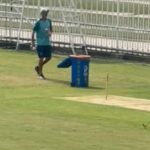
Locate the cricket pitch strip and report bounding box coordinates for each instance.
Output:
[58,95,150,112]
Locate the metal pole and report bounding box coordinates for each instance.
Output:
[58,0,76,54]
[116,0,119,49]
[37,0,41,18]
[9,0,13,39]
[16,0,26,50]
[105,73,109,101]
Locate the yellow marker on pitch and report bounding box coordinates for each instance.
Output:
[105,73,109,100]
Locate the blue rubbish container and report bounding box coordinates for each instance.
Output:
[57,55,91,87]
[57,57,72,68]
[70,55,91,87]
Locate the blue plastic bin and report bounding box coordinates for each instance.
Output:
[57,55,91,87]
[70,55,91,87]
[57,57,72,68]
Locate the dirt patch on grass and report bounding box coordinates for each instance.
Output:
[62,95,150,112]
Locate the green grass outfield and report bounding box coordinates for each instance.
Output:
[0,49,150,150]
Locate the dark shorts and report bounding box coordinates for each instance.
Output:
[36,45,52,58]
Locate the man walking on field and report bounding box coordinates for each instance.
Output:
[31,8,53,80]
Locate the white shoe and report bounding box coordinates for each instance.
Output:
[38,75,45,80]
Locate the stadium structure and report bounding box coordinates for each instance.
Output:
[0,0,150,58]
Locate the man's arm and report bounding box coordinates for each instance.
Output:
[31,31,35,48]
[31,20,39,48]
[49,19,53,36]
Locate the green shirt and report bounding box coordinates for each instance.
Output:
[33,19,52,46]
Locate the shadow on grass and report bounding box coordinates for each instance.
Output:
[88,86,105,90]
[46,78,70,86]
[47,78,104,91]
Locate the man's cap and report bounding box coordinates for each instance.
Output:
[40,7,49,14]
